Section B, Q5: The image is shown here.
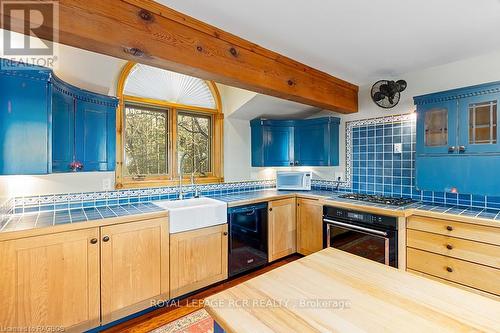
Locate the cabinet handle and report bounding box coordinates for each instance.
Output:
[458,145,466,153]
[223,231,228,236]
[102,235,110,242]
[448,146,456,153]
[446,225,453,231]
[446,244,453,250]
[446,266,453,273]
[90,238,98,244]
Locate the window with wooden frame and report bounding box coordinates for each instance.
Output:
[116,62,223,188]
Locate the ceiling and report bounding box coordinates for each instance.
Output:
[158,0,500,85]
[229,94,322,121]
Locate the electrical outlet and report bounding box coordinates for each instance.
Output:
[102,179,112,191]
[394,143,403,153]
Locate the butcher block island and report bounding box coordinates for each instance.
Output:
[205,248,500,333]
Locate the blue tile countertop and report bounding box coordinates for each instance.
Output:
[211,189,500,221]
[2,189,500,235]
[0,202,166,233]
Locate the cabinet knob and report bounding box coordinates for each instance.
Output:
[103,235,110,242]
[446,244,453,250]
[446,226,453,231]
[269,208,273,212]
[448,146,456,153]
[294,161,299,166]
[223,231,228,236]
[446,266,453,273]
[90,238,98,244]
[458,145,466,153]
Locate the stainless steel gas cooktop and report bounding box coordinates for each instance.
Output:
[338,193,414,206]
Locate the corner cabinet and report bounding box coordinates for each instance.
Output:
[0,61,118,175]
[251,117,340,167]
[52,75,117,173]
[414,81,500,195]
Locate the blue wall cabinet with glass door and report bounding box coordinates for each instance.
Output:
[250,117,340,167]
[294,117,340,166]
[0,67,52,174]
[51,74,118,173]
[414,81,500,195]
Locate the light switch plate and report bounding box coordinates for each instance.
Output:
[394,143,403,153]
[102,179,112,191]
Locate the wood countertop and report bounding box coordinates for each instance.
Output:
[205,248,500,333]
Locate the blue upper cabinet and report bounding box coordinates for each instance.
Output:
[251,119,294,167]
[0,59,117,175]
[51,74,118,173]
[251,117,340,167]
[0,67,52,174]
[414,81,500,195]
[294,117,340,166]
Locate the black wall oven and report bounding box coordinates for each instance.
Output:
[323,206,398,267]
[228,203,268,277]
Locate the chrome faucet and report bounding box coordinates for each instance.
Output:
[178,152,200,199]
[178,153,188,200]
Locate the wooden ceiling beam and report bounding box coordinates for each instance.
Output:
[5,0,358,113]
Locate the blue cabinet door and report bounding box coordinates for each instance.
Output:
[264,125,294,166]
[294,118,339,166]
[52,89,75,172]
[75,100,116,172]
[458,93,500,154]
[416,100,458,155]
[0,73,50,174]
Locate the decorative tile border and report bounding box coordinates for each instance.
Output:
[11,180,276,214]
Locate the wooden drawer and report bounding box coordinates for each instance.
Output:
[407,248,500,296]
[407,229,500,268]
[407,215,500,246]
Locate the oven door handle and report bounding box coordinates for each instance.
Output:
[323,218,388,237]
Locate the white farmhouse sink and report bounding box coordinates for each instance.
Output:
[154,197,227,233]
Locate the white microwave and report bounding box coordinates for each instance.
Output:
[276,171,312,191]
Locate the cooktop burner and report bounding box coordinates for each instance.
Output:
[339,193,414,206]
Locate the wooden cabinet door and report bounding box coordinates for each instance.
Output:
[268,198,297,261]
[297,198,323,255]
[170,224,228,298]
[100,218,169,323]
[0,228,100,332]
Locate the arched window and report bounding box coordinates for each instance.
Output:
[116,62,223,188]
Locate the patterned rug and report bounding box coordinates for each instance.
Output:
[150,309,214,333]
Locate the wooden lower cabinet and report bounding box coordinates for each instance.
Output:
[407,215,500,297]
[268,198,297,261]
[100,217,169,324]
[0,228,100,332]
[170,224,228,298]
[296,198,323,255]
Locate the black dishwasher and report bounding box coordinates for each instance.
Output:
[228,203,268,277]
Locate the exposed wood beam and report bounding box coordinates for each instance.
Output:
[4,0,358,113]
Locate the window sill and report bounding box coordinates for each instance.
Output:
[116,176,224,189]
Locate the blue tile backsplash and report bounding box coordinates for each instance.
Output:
[333,113,500,210]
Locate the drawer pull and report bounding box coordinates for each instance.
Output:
[446,244,453,250]
[446,226,453,231]
[446,266,453,273]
